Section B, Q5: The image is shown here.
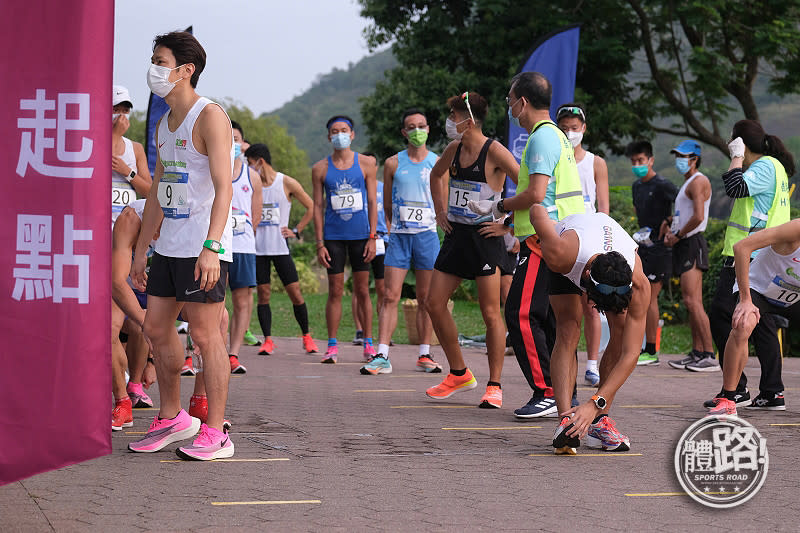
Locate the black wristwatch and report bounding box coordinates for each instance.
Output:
[497,199,506,213]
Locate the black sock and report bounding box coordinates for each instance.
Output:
[645,342,656,355]
[592,414,607,424]
[701,351,715,359]
[257,304,272,337]
[451,368,467,376]
[722,389,739,401]
[487,381,501,388]
[293,303,309,334]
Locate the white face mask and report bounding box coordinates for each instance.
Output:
[147,64,183,98]
[445,117,469,141]
[567,130,583,147]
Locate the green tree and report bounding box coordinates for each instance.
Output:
[358,0,800,159]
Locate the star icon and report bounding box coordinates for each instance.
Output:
[704,486,711,492]
[719,486,726,493]
[734,486,741,492]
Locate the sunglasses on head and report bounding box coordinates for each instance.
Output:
[556,106,585,122]
[461,91,476,123]
[589,273,631,295]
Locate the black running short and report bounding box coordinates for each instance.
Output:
[550,270,582,296]
[749,289,800,322]
[638,243,672,284]
[672,233,709,276]
[146,253,228,303]
[256,254,299,286]
[325,239,370,275]
[500,251,517,276]
[372,253,385,280]
[434,222,505,280]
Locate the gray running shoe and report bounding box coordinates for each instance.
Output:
[668,350,701,370]
[685,355,720,372]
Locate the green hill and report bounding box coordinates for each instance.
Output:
[265,50,397,165]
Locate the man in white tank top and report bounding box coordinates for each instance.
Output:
[111,85,152,224]
[226,121,262,372]
[661,140,717,372]
[245,143,318,356]
[708,218,800,416]
[530,206,650,455]
[130,31,235,461]
[556,103,609,387]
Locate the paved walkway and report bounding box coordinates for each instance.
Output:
[3,338,800,531]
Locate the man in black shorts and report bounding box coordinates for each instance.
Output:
[661,140,717,371]
[626,140,678,365]
[425,92,520,408]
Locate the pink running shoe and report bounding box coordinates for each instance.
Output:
[128,409,201,453]
[362,342,376,361]
[321,345,338,364]
[127,382,154,408]
[176,423,235,461]
[707,397,737,417]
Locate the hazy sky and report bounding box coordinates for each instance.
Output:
[114,0,379,115]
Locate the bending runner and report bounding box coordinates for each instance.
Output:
[361,108,443,375]
[709,218,800,415]
[130,31,235,460]
[529,207,649,454]
[425,92,519,408]
[312,115,378,363]
[245,143,318,355]
[226,120,262,373]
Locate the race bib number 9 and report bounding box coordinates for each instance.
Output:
[158,171,190,219]
[448,180,479,218]
[762,276,800,307]
[331,190,363,214]
[260,203,280,226]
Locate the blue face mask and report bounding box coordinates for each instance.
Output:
[632,165,649,178]
[508,106,521,128]
[675,157,690,174]
[331,132,352,150]
[233,143,241,158]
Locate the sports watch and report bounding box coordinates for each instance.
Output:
[125,169,136,183]
[203,239,224,254]
[591,394,607,409]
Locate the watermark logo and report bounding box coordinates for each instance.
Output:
[674,416,768,508]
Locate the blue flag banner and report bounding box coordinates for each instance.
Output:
[145,25,192,175]
[505,24,580,197]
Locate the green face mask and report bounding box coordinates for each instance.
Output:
[632,165,649,178]
[407,128,428,147]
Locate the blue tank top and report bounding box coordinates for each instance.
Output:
[376,180,388,235]
[392,149,438,234]
[324,153,370,240]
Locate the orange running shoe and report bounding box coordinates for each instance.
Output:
[479,385,502,408]
[707,397,737,416]
[112,397,133,431]
[229,355,247,374]
[188,394,208,423]
[258,338,274,356]
[181,356,195,376]
[425,369,477,399]
[302,334,318,354]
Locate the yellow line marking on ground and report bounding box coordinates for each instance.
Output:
[443,426,542,430]
[161,458,290,463]
[620,405,682,408]
[528,453,642,457]
[134,408,159,410]
[769,423,800,426]
[124,431,147,435]
[649,373,707,378]
[211,499,321,506]
[354,389,416,392]
[625,491,735,497]
[390,405,474,409]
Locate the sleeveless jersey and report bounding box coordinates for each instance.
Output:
[324,154,370,240]
[671,172,710,237]
[256,173,292,256]
[391,149,438,234]
[447,139,500,225]
[112,136,137,223]
[556,213,638,290]
[576,151,597,214]
[231,163,256,254]
[738,243,800,308]
[376,180,388,235]
[154,97,233,262]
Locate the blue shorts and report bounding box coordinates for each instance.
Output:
[385,230,440,271]
[229,253,257,289]
[134,287,147,309]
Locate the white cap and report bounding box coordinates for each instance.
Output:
[112,85,133,108]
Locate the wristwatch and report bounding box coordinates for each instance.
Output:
[591,394,607,409]
[125,169,136,183]
[497,199,506,213]
[369,233,378,240]
[203,239,224,254]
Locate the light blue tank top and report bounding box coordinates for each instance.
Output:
[391,149,438,234]
[376,180,388,235]
[324,154,370,240]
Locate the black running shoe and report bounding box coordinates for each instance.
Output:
[746,391,786,410]
[552,415,580,455]
[703,389,750,409]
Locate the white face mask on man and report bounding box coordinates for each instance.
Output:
[566,130,583,148]
[147,64,184,98]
